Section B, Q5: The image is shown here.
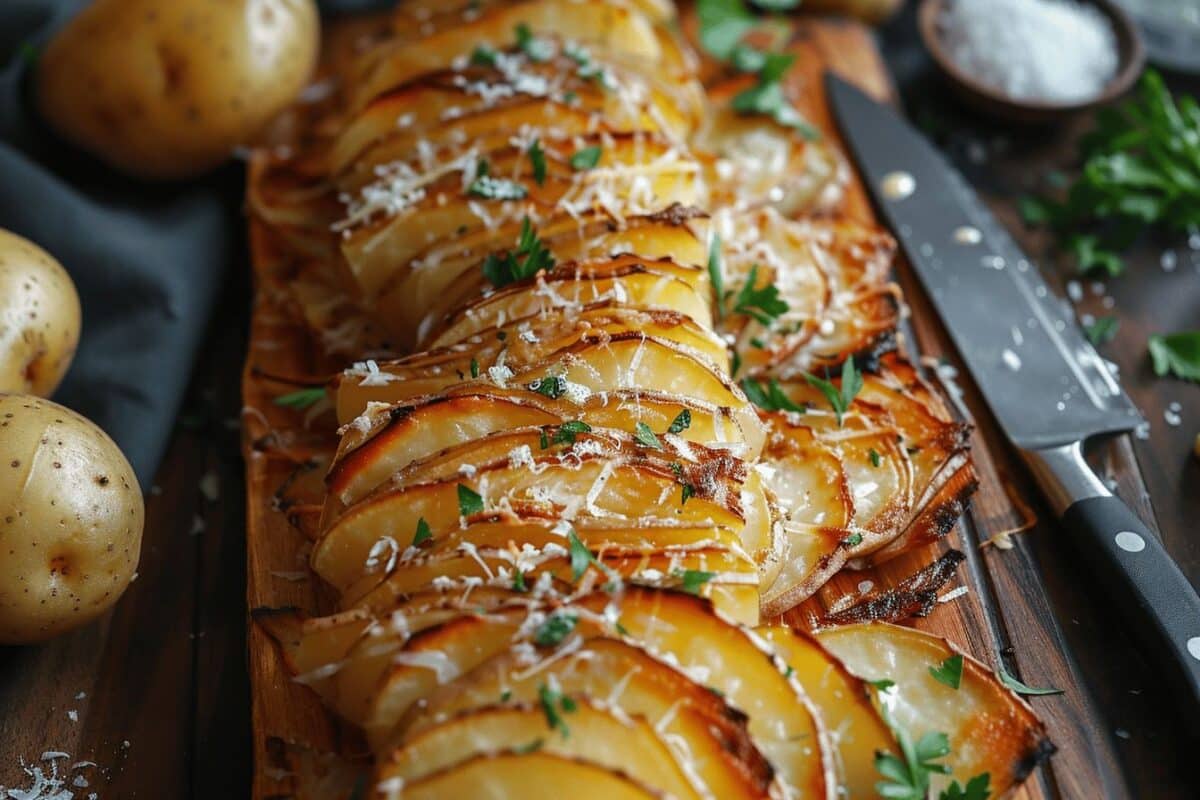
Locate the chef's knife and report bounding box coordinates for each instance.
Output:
[826,73,1200,704]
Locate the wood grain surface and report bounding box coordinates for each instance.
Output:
[1,10,1196,800]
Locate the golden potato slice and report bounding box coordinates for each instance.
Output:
[757,626,898,798]
[697,84,845,216]
[327,388,758,511]
[351,0,672,109]
[581,588,836,799]
[404,635,775,799]
[815,622,1052,796]
[376,700,702,799]
[312,456,750,599]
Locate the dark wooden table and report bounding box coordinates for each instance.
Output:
[2,8,1198,798]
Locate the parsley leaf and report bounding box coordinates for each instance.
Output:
[680,483,696,504]
[552,420,592,445]
[1084,315,1120,346]
[567,528,595,581]
[457,483,484,516]
[997,664,1064,696]
[939,773,992,800]
[868,447,882,467]
[875,729,952,800]
[708,234,725,321]
[929,654,964,690]
[528,138,547,186]
[537,683,576,738]
[470,357,480,378]
[868,678,896,692]
[533,613,579,646]
[569,145,602,170]
[731,53,818,138]
[668,409,692,434]
[741,377,805,413]
[1148,330,1200,382]
[697,0,758,60]
[515,23,553,62]
[412,517,432,547]
[470,44,497,66]
[675,569,716,594]
[482,216,555,288]
[842,532,863,548]
[634,421,663,449]
[731,263,789,326]
[513,569,528,592]
[273,387,325,409]
[529,375,567,398]
[1022,70,1200,275]
[804,356,862,426]
[513,738,545,754]
[753,0,800,9]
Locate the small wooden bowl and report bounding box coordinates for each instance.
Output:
[918,0,1146,123]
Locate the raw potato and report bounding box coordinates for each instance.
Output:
[0,229,80,397]
[0,395,143,643]
[37,0,320,179]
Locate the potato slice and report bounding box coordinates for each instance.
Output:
[582,588,836,799]
[376,700,702,798]
[404,635,775,799]
[384,750,660,800]
[312,456,749,599]
[757,626,898,798]
[350,0,673,109]
[327,388,758,512]
[815,622,1052,795]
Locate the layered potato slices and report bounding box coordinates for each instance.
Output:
[247,1,1049,797]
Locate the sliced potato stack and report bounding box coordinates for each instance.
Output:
[248,0,1050,797]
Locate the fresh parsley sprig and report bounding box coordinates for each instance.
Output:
[1021,70,1200,276]
[740,377,805,413]
[1148,330,1200,383]
[731,263,789,326]
[273,387,325,410]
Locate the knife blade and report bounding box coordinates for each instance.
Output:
[826,72,1200,707]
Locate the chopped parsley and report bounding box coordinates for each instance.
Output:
[470,44,497,66]
[874,729,951,800]
[533,613,579,646]
[674,569,716,595]
[939,773,992,800]
[697,0,757,61]
[740,377,805,413]
[997,663,1064,696]
[412,517,432,547]
[842,532,863,548]
[470,357,480,378]
[707,234,725,321]
[680,483,696,504]
[528,138,547,186]
[929,654,964,690]
[868,448,882,467]
[273,387,325,409]
[730,263,789,326]
[804,356,863,426]
[567,528,595,581]
[456,483,484,516]
[529,375,567,398]
[537,683,577,738]
[552,420,592,445]
[515,23,554,62]
[501,689,512,702]
[483,216,555,288]
[1148,330,1200,382]
[539,429,550,449]
[634,421,663,449]
[569,145,603,170]
[668,409,692,434]
[731,52,818,138]
[513,738,545,754]
[867,678,896,693]
[512,569,528,592]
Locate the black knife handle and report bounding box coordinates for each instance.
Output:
[1062,495,1200,705]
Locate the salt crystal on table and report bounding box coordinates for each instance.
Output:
[938,0,1118,104]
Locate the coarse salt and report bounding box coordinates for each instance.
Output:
[939,0,1118,104]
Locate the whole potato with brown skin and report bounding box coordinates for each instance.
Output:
[0,394,143,644]
[0,229,81,397]
[36,0,320,180]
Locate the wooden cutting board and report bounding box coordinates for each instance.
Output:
[227,15,1134,800]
